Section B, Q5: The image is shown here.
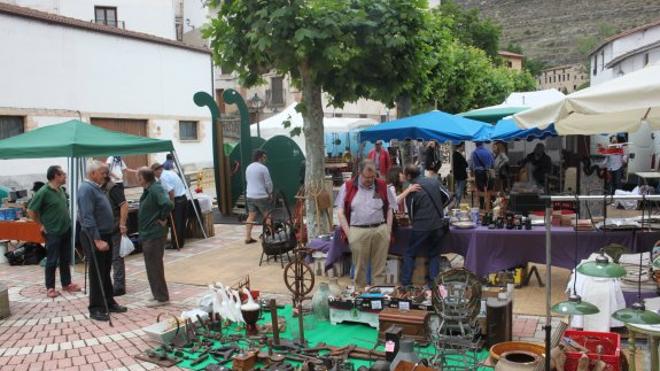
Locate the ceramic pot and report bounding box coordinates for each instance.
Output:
[494,351,541,371]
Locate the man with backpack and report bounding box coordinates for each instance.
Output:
[336,159,397,288]
[402,165,450,287]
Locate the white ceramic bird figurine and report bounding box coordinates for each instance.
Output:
[216,284,236,322]
[229,289,245,323]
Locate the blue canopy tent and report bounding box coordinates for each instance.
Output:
[359,110,491,144]
[480,119,558,142]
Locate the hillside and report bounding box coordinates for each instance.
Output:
[454,0,660,66]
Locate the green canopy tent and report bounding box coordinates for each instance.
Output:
[458,105,529,124]
[0,119,208,261]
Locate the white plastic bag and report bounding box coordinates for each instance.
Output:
[119,235,135,257]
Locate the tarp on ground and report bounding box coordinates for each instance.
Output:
[0,119,173,159]
[513,62,660,134]
[359,110,491,144]
[251,103,377,154]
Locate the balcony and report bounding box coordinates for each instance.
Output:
[92,19,125,29]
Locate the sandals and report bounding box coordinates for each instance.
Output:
[62,283,81,293]
[47,288,60,298]
[245,238,258,244]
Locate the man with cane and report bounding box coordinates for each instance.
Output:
[78,161,127,322]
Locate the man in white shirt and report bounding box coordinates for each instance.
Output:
[151,163,188,249]
[106,156,136,188]
[245,150,273,244]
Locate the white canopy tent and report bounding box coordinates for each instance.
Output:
[250,103,377,154]
[513,63,660,134]
[502,88,566,108]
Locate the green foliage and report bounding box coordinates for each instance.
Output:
[203,0,428,108]
[433,0,501,58]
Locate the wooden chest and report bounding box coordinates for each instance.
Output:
[0,282,10,320]
[378,308,429,344]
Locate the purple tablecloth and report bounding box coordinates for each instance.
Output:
[309,226,660,277]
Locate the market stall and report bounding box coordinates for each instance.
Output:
[309,226,660,279]
[0,119,208,257]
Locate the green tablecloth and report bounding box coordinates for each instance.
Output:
[172,305,489,370]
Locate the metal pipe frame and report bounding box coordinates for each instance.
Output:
[541,193,657,370]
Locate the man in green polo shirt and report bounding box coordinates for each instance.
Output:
[28,165,81,298]
[137,166,173,307]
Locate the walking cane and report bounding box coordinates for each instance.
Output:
[83,255,87,295]
[81,230,113,327]
[169,213,181,251]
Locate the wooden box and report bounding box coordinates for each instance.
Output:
[378,308,429,344]
[0,282,10,319]
[187,211,215,238]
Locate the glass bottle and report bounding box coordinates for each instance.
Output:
[311,282,330,320]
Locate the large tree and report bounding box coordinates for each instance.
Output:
[204,0,428,236]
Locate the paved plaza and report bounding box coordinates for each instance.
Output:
[0,224,548,370]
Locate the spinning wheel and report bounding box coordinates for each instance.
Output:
[283,252,315,299]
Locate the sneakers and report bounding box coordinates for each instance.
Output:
[145,298,169,308]
[46,288,60,298]
[62,283,81,293]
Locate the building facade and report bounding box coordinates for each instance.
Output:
[498,50,523,71]
[537,64,587,94]
[0,2,214,189]
[589,18,660,86]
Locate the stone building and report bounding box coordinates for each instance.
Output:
[537,64,588,94]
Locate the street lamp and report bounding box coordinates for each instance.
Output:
[248,93,265,138]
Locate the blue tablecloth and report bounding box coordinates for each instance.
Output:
[309,226,660,278]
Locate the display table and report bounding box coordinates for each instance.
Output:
[310,226,660,277]
[0,221,45,244]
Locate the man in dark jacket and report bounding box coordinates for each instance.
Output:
[452,142,468,206]
[78,161,127,321]
[402,165,450,287]
[520,143,552,187]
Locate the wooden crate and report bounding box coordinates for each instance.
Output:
[0,282,10,319]
[187,211,215,238]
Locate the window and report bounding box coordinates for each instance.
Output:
[0,116,24,140]
[95,6,118,27]
[359,114,368,118]
[270,76,284,106]
[179,121,198,140]
[507,61,513,68]
[600,50,605,71]
[644,53,650,66]
[593,55,598,76]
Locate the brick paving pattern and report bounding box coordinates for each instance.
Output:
[0,224,547,370]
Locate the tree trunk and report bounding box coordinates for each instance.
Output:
[300,65,329,238]
[397,95,414,166]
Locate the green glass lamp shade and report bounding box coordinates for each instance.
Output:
[612,303,660,325]
[653,256,660,270]
[551,294,600,315]
[576,253,626,278]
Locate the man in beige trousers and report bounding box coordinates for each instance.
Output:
[337,160,397,288]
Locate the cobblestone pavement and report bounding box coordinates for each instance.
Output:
[0,223,549,370]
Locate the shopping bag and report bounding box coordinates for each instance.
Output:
[119,235,135,257]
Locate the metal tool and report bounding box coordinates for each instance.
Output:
[270,299,281,345]
[190,353,211,367]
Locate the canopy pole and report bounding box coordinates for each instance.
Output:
[68,157,75,266]
[544,201,552,371]
[172,150,208,239]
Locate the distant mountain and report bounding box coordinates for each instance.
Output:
[454,0,660,66]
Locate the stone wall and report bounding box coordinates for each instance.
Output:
[455,0,660,66]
